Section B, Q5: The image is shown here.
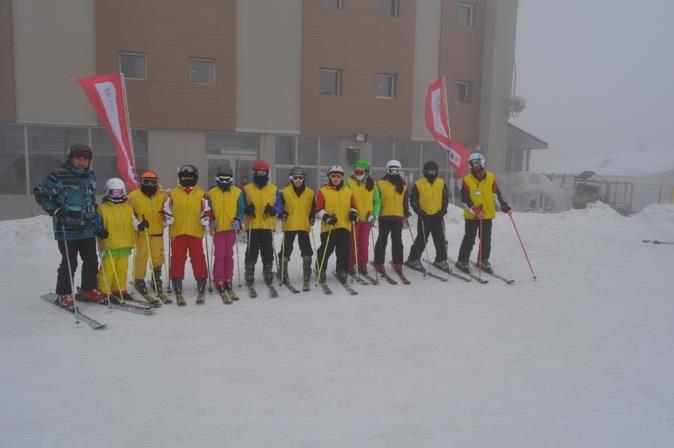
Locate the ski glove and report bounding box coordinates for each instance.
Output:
[367,213,377,225]
[137,219,149,231]
[244,203,255,217]
[231,218,242,231]
[51,207,68,220]
[97,228,109,239]
[322,214,338,225]
[279,211,289,222]
[263,204,277,218]
[348,209,358,222]
[500,204,512,214]
[471,206,485,219]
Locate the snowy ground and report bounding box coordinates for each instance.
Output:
[1,203,673,448]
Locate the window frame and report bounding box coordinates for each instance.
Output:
[376,73,396,99]
[189,57,216,85]
[320,0,343,10]
[457,2,475,27]
[379,0,399,17]
[319,68,342,96]
[119,51,147,81]
[453,80,473,103]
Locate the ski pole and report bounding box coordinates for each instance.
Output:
[96,240,113,308]
[407,219,427,279]
[60,222,81,325]
[280,229,287,286]
[420,218,433,274]
[316,228,332,286]
[107,248,126,302]
[143,216,160,298]
[369,225,379,285]
[352,221,359,283]
[165,234,172,293]
[477,218,483,280]
[204,231,213,293]
[509,213,537,280]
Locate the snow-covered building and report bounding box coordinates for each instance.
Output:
[0,0,524,219]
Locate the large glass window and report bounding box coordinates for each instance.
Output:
[206,133,259,157]
[395,140,420,170]
[298,136,318,165]
[28,126,89,191]
[275,135,295,165]
[319,137,340,166]
[119,52,147,80]
[0,124,26,194]
[372,139,394,168]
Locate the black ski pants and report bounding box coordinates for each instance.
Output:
[408,213,447,262]
[374,217,404,265]
[278,230,313,260]
[245,229,274,265]
[458,218,492,263]
[316,228,350,274]
[56,237,98,295]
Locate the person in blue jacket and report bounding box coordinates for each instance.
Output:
[33,144,106,310]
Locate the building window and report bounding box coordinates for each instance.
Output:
[0,124,27,194]
[119,52,147,80]
[379,0,399,17]
[190,58,216,85]
[206,132,259,157]
[453,80,473,103]
[321,0,343,10]
[320,69,342,95]
[457,2,475,26]
[92,128,149,194]
[376,73,396,99]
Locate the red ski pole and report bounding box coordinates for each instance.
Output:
[509,213,537,280]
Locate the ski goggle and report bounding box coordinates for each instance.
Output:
[290,175,304,181]
[386,167,400,175]
[140,178,158,187]
[329,172,343,179]
[215,175,233,184]
[253,170,268,177]
[354,168,366,176]
[108,189,125,198]
[424,169,438,176]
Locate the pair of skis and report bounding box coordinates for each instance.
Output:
[369,262,411,285]
[40,293,107,330]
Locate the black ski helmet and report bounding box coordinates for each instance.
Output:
[215,165,234,188]
[289,166,306,178]
[178,164,199,187]
[423,160,439,179]
[216,165,234,178]
[67,144,92,160]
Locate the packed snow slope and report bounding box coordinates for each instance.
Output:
[1,203,673,448]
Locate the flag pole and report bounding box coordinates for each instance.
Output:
[440,76,456,205]
[119,73,137,184]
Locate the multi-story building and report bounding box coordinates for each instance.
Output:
[0,0,521,219]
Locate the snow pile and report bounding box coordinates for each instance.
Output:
[499,172,573,213]
[1,205,674,447]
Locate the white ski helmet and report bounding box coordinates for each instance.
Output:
[468,152,486,168]
[105,178,127,203]
[385,159,402,175]
[327,165,344,176]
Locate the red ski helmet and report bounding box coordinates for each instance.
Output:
[252,160,270,172]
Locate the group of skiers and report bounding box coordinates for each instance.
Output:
[34,144,511,311]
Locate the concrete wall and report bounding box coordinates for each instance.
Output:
[236,0,302,134]
[410,0,441,140]
[479,0,519,174]
[0,0,16,122]
[12,0,97,125]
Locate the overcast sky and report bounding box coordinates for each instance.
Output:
[512,0,674,172]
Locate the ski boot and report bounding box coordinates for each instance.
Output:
[335,270,348,284]
[110,289,134,304]
[79,289,107,303]
[373,263,386,274]
[455,260,470,274]
[224,280,239,301]
[263,262,274,287]
[150,267,172,304]
[134,279,160,307]
[216,282,232,305]
[172,278,185,306]
[432,259,450,271]
[278,257,290,284]
[302,256,312,291]
[56,294,75,312]
[196,279,207,304]
[404,258,424,272]
[477,260,493,274]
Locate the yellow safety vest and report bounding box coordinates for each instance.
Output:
[168,186,206,238]
[98,201,135,251]
[127,187,167,235]
[244,183,278,230]
[208,185,242,233]
[319,184,353,233]
[347,177,375,221]
[281,185,314,232]
[463,171,497,220]
[415,177,445,215]
[377,179,407,217]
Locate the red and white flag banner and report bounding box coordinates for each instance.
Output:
[424,78,470,176]
[76,73,137,191]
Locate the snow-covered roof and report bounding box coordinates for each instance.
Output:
[552,149,674,178]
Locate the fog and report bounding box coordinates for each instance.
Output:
[512,0,674,174]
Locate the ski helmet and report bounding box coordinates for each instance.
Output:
[468,152,486,168]
[139,170,159,186]
[105,177,127,203]
[423,160,439,179]
[215,165,234,187]
[353,159,371,171]
[289,166,306,182]
[67,144,92,160]
[252,160,270,172]
[327,165,344,176]
[178,164,199,187]
[385,159,402,175]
